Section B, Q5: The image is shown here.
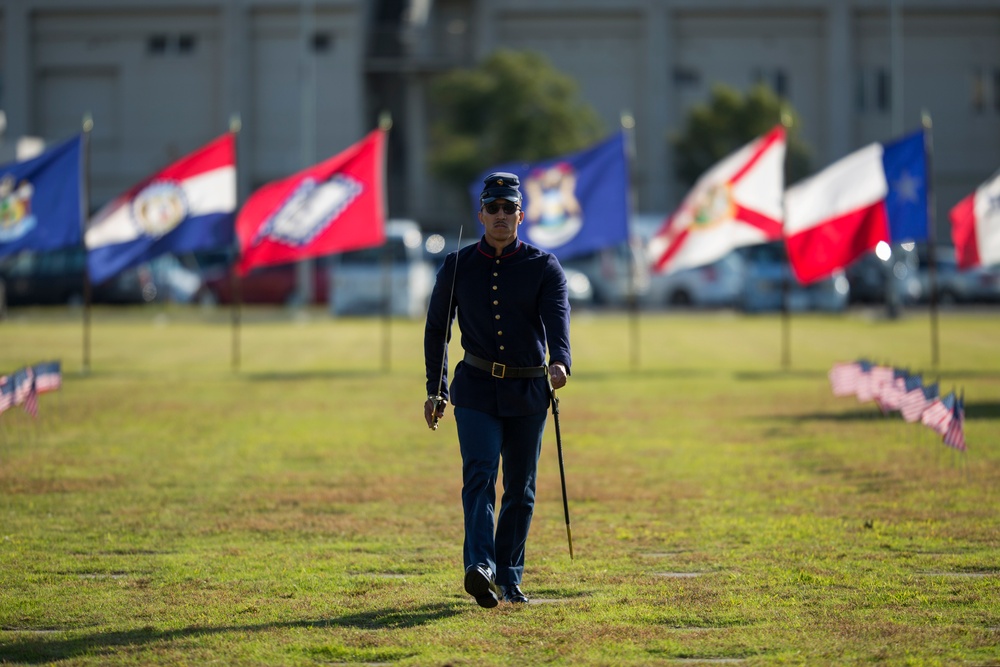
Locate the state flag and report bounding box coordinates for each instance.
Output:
[950,169,1000,269]
[469,133,630,261]
[784,130,927,284]
[86,133,236,285]
[0,135,84,259]
[649,126,785,274]
[236,129,386,275]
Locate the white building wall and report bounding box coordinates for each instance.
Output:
[0,0,998,235]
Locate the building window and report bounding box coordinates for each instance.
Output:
[148,33,198,56]
[972,67,1000,114]
[855,66,892,114]
[994,69,1000,113]
[311,32,334,54]
[672,66,701,87]
[752,67,788,98]
[148,34,168,55]
[177,34,197,54]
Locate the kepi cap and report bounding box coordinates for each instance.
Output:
[480,172,522,204]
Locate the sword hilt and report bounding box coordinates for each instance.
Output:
[429,394,444,430]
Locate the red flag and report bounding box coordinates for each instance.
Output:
[649,126,785,274]
[950,169,1000,270]
[236,129,386,275]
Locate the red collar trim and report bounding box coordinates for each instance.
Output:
[477,238,523,259]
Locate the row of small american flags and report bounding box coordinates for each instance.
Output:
[828,360,966,452]
[0,361,62,419]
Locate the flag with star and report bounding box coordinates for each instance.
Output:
[784,128,928,283]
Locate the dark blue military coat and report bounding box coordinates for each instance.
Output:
[424,236,572,417]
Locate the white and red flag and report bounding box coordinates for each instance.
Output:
[648,126,785,274]
[236,129,386,275]
[950,169,1000,270]
[86,133,236,285]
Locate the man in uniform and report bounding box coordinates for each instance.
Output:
[423,172,571,607]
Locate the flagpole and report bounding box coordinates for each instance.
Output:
[922,111,940,369]
[81,114,93,376]
[620,111,640,371]
[230,114,243,373]
[378,111,393,373]
[780,109,793,371]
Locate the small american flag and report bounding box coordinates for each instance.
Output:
[22,373,38,418]
[942,394,966,451]
[851,360,874,402]
[12,368,31,406]
[921,392,956,437]
[0,375,13,415]
[829,361,862,397]
[32,361,62,394]
[900,379,934,423]
[876,368,909,413]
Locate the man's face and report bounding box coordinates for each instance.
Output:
[478,199,524,248]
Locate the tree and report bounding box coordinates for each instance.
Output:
[671,83,812,189]
[428,49,605,197]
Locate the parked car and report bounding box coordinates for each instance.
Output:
[560,239,650,307]
[423,232,595,308]
[0,247,159,305]
[844,243,921,305]
[195,250,330,306]
[915,245,1000,304]
[328,219,434,318]
[738,242,850,312]
[644,251,744,308]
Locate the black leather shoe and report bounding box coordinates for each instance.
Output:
[502,584,529,604]
[464,564,500,608]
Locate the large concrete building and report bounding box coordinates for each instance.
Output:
[2,0,999,237]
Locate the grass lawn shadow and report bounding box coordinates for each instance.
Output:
[777,399,1000,422]
[243,369,376,381]
[0,603,461,663]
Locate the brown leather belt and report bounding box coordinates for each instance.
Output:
[463,352,547,379]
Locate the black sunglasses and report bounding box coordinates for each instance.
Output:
[483,202,519,215]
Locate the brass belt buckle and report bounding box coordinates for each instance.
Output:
[491,362,506,379]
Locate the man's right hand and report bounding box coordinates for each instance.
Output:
[425,396,447,430]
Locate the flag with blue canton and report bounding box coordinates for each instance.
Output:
[0,375,13,415]
[32,360,62,394]
[882,130,928,243]
[469,132,630,261]
[0,135,84,259]
[943,392,966,451]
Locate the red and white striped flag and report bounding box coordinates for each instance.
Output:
[921,392,955,437]
[0,375,13,415]
[876,369,908,413]
[898,377,931,423]
[829,361,862,397]
[942,395,966,451]
[22,375,38,418]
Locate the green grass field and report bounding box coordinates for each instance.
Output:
[1,306,998,666]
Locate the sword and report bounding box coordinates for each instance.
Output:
[430,226,462,430]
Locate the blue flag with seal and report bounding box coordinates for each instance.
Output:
[0,135,84,259]
[469,132,630,261]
